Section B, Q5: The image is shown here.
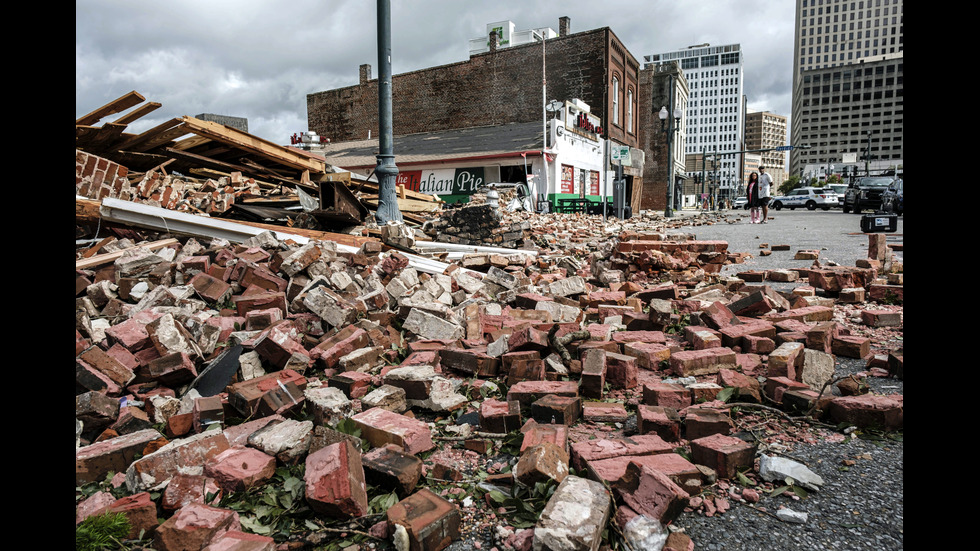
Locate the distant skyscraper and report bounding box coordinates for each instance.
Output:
[790,0,903,177]
[745,110,788,186]
[644,44,744,199]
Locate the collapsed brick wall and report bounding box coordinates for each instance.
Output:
[422,204,530,248]
[75,150,259,214]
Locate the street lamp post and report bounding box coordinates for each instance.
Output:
[659,102,682,217]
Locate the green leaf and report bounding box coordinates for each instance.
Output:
[771,485,790,497]
[791,485,809,498]
[488,490,507,504]
[716,387,736,403]
[736,471,755,487]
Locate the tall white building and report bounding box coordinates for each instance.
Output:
[790,0,904,176]
[644,44,745,199]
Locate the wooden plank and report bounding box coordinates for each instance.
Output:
[113,102,162,125]
[76,90,146,126]
[77,122,128,152]
[180,116,326,174]
[171,135,213,151]
[114,118,184,153]
[82,236,116,258]
[75,238,179,270]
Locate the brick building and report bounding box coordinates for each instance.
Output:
[306,17,646,211]
[637,62,688,212]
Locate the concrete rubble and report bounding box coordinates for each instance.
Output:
[76,170,903,550]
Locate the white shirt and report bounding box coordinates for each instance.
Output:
[759,172,773,198]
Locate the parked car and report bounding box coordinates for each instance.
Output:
[827,184,848,208]
[843,177,894,213]
[733,197,748,209]
[769,187,838,211]
[880,179,903,215]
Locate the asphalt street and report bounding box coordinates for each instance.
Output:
[668,207,903,276]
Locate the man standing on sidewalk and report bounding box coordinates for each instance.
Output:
[759,166,773,223]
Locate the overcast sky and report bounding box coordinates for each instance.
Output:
[76,0,796,145]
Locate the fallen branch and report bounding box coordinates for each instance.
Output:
[551,329,591,364]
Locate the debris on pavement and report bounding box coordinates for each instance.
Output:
[76,100,903,551]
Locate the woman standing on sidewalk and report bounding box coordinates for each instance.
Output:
[746,172,762,223]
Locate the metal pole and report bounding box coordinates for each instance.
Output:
[664,75,674,218]
[374,0,402,223]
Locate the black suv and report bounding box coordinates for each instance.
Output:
[880,179,903,215]
[843,177,894,213]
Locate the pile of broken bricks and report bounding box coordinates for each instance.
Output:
[75,215,903,551]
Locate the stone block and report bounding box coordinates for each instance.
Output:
[800,348,836,391]
[534,476,611,551]
[246,419,314,465]
[304,440,369,518]
[361,384,408,413]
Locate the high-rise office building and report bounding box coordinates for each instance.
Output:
[644,44,745,200]
[745,110,788,186]
[790,0,903,177]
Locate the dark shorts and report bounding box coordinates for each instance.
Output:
[759,197,771,206]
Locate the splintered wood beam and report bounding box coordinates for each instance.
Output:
[76,90,146,126]
[180,116,326,174]
[113,102,162,125]
[163,147,256,175]
[87,123,129,151]
[171,135,213,151]
[114,118,185,153]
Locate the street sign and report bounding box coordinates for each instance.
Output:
[775,145,793,151]
[611,145,631,166]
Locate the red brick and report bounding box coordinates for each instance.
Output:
[304,440,369,518]
[860,309,902,327]
[689,433,756,479]
[76,428,163,486]
[440,348,499,377]
[604,352,638,389]
[621,341,671,370]
[767,342,805,380]
[642,382,691,409]
[153,503,240,551]
[311,326,370,370]
[520,420,568,453]
[362,445,423,497]
[352,408,434,455]
[569,435,673,472]
[833,335,872,359]
[514,441,570,486]
[684,408,733,440]
[764,376,811,404]
[637,404,681,442]
[386,488,461,551]
[829,394,903,430]
[204,446,276,493]
[531,395,581,425]
[109,492,159,539]
[226,370,307,416]
[506,380,579,414]
[161,473,222,512]
[614,461,689,524]
[669,347,737,377]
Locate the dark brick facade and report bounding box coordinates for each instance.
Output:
[637,63,685,212]
[307,26,639,153]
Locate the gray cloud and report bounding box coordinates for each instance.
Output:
[76,0,796,144]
